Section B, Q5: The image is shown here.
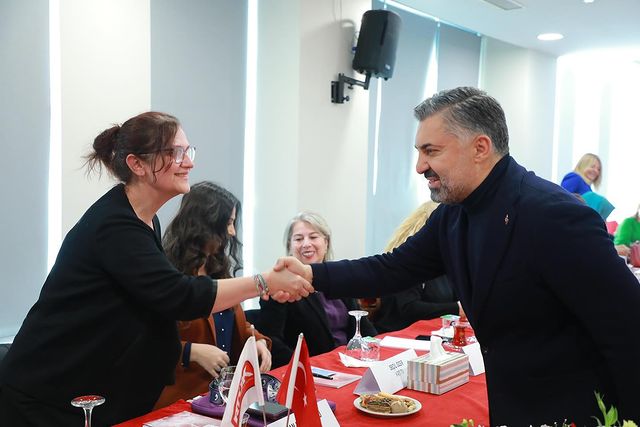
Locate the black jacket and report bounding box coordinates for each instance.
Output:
[311,156,640,426]
[0,184,215,426]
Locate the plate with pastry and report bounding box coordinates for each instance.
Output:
[354,392,422,417]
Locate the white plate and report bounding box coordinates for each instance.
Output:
[353,395,422,417]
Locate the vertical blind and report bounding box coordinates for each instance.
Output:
[0,0,50,338]
[366,1,481,254]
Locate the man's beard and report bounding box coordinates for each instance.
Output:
[425,171,465,204]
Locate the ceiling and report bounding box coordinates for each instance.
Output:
[394,0,640,58]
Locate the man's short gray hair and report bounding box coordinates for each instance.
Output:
[414,86,509,156]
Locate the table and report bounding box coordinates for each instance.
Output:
[116,319,489,426]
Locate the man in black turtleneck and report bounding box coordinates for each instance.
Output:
[279,87,640,426]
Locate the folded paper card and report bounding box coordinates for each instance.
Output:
[406,346,469,395]
[353,349,418,395]
[462,342,485,376]
[379,336,431,351]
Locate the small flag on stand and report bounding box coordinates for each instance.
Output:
[221,335,265,426]
[276,333,322,427]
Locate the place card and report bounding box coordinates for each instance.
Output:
[461,342,485,376]
[353,349,418,395]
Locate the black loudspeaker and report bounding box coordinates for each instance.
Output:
[352,10,401,80]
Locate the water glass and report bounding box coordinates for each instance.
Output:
[346,310,369,360]
[361,337,381,361]
[218,365,237,405]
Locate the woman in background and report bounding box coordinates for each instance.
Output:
[561,153,615,220]
[561,153,602,194]
[615,204,640,249]
[0,112,310,426]
[374,201,462,333]
[259,211,377,368]
[155,181,272,408]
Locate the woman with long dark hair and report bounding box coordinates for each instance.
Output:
[155,181,272,408]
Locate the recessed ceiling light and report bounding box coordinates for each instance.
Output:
[584,0,595,3]
[537,33,564,41]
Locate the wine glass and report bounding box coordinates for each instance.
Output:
[218,365,237,405]
[70,395,105,427]
[346,309,369,360]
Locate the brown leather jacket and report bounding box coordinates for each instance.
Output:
[154,304,271,409]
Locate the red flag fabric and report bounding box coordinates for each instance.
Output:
[276,337,322,426]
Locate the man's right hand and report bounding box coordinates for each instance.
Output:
[262,259,314,302]
[272,256,313,282]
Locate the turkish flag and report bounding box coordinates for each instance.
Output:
[276,335,322,427]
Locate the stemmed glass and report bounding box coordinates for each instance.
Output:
[218,365,237,405]
[346,310,369,360]
[71,395,105,427]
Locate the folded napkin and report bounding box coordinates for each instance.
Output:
[338,352,381,368]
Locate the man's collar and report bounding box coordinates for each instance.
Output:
[461,154,511,213]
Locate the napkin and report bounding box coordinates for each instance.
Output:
[379,336,431,351]
[431,326,454,339]
[429,336,448,362]
[338,352,381,368]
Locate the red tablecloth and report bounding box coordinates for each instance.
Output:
[116,319,489,426]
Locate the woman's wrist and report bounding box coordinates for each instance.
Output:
[253,273,269,297]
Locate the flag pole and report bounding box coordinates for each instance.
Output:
[251,325,268,427]
[284,333,304,427]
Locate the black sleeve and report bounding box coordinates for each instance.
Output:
[311,210,445,299]
[96,211,215,320]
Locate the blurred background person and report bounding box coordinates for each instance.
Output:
[155,181,272,409]
[614,204,640,256]
[561,153,614,220]
[259,211,377,368]
[561,153,602,194]
[374,201,462,333]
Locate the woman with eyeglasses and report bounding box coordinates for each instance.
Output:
[0,112,312,426]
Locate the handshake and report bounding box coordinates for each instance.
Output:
[261,256,316,303]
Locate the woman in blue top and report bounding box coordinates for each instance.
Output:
[560,153,602,194]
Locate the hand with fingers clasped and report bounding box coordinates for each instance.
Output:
[190,343,230,379]
[262,260,315,303]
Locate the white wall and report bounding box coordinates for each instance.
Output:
[252,0,371,272]
[480,37,557,180]
[60,0,151,234]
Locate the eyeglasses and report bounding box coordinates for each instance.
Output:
[136,146,196,164]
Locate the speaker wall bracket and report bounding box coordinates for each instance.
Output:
[331,72,371,104]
